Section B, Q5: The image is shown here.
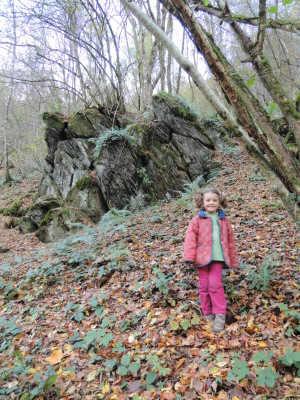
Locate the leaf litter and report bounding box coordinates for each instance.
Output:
[0,144,299,399]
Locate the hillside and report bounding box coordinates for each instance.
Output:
[0,144,299,400]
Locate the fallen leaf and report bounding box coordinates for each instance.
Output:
[258,341,268,347]
[229,339,240,347]
[102,382,110,394]
[145,300,151,308]
[87,370,97,382]
[128,380,141,392]
[46,349,63,365]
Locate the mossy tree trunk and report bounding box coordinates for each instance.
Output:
[120,0,300,222]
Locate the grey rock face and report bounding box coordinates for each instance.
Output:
[65,182,108,222]
[52,139,93,198]
[95,140,139,209]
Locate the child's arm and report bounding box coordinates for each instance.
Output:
[184,217,199,264]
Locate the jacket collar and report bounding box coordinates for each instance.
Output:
[198,209,226,218]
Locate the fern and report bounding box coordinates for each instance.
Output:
[177,175,205,205]
[98,208,133,233]
[128,191,148,212]
[248,252,278,291]
[92,127,136,160]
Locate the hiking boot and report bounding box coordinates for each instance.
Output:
[205,314,215,322]
[213,314,225,333]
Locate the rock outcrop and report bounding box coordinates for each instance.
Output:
[24,91,220,242]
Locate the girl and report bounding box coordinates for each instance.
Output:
[184,187,239,333]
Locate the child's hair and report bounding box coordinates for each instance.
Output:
[195,187,227,209]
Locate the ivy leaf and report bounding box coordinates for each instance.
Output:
[100,333,113,347]
[44,375,57,389]
[267,6,278,13]
[103,358,118,370]
[231,360,250,380]
[121,354,131,366]
[90,296,98,307]
[191,314,200,325]
[226,371,237,382]
[204,0,209,5]
[285,347,295,365]
[283,0,293,5]
[128,362,141,373]
[294,351,300,361]
[257,366,279,388]
[95,306,104,316]
[180,319,191,330]
[101,317,110,328]
[146,371,157,384]
[278,302,289,312]
[170,321,179,330]
[112,340,126,353]
[246,74,256,87]
[118,365,128,376]
[254,350,274,364]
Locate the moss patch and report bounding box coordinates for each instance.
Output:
[40,209,58,227]
[68,111,113,138]
[42,112,64,132]
[153,91,200,122]
[3,200,22,217]
[75,176,92,191]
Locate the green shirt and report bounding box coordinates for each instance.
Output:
[207,212,224,261]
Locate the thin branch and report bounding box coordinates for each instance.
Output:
[191,0,300,33]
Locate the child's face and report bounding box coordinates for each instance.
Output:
[203,192,220,213]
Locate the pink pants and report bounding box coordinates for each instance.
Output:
[197,261,226,315]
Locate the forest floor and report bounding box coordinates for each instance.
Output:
[0,143,299,400]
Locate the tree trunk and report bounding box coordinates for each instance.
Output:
[166,11,173,93]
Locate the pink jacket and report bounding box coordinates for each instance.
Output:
[184,210,239,268]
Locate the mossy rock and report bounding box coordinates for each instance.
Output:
[42,112,64,133]
[68,111,113,138]
[65,178,108,222]
[3,200,23,217]
[19,217,38,234]
[25,195,61,227]
[75,175,92,190]
[37,208,84,243]
[153,91,199,122]
[152,91,214,148]
[38,174,62,199]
